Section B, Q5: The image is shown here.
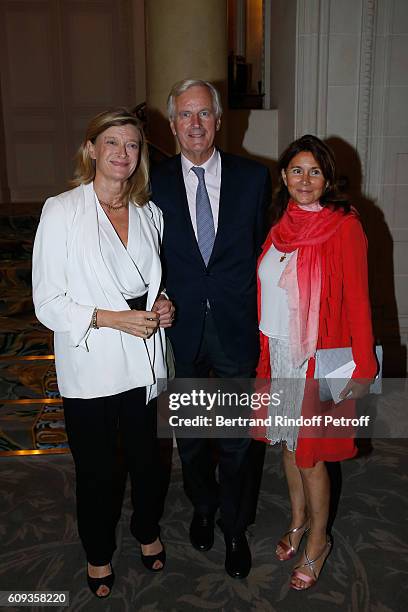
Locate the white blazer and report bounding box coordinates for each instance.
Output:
[32,182,167,400]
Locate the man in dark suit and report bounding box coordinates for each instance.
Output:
[151,79,271,578]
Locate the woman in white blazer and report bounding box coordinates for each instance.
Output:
[32,108,175,598]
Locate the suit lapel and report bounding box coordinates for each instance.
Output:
[209,151,235,265]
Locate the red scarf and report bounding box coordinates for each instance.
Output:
[270,200,355,366]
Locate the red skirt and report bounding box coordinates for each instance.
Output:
[252,357,357,468]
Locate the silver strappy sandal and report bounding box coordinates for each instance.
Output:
[290,536,332,590]
[275,519,310,561]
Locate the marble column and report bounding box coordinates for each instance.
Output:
[145,0,228,154]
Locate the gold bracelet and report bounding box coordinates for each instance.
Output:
[91,307,99,329]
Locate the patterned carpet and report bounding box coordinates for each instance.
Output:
[0,441,407,611]
[0,207,64,455]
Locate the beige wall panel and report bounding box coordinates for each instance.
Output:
[367,0,408,371]
[329,0,362,34]
[388,36,408,86]
[4,8,56,107]
[395,152,408,187]
[63,7,116,108]
[387,0,408,314]
[0,0,63,202]
[9,116,58,132]
[395,278,408,314]
[14,140,58,188]
[0,0,137,203]
[131,0,146,106]
[60,0,134,110]
[294,0,408,371]
[60,0,135,182]
[384,87,408,137]
[327,85,358,138]
[394,240,408,274]
[393,185,408,228]
[328,35,360,86]
[227,109,277,174]
[381,137,408,185]
[392,0,408,33]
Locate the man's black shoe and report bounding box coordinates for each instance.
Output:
[224,533,251,579]
[189,513,214,551]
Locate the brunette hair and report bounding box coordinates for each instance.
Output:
[71,107,150,205]
[272,134,350,224]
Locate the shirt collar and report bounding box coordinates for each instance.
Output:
[181,148,220,178]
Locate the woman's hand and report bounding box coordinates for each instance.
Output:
[152,295,175,328]
[338,378,373,401]
[96,309,159,338]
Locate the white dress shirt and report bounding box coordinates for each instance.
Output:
[181,148,221,235]
[32,182,167,400]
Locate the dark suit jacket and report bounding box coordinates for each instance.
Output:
[150,150,271,364]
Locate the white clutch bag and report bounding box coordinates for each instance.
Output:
[314,345,383,402]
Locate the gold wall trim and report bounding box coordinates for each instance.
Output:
[0,448,69,457]
[0,355,55,361]
[1,398,61,405]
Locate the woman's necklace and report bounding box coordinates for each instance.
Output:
[98,197,128,212]
[279,253,287,263]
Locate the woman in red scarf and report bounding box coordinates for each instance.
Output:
[257,135,377,590]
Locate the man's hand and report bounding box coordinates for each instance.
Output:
[152,294,175,328]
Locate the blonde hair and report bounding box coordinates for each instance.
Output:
[71,107,150,206]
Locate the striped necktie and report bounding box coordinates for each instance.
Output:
[192,166,215,266]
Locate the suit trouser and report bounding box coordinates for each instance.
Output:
[175,308,260,537]
[63,387,161,566]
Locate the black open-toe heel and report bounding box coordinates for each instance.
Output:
[141,538,166,572]
[87,563,115,598]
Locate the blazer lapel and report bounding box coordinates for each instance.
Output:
[208,151,236,265]
[138,203,162,310]
[172,155,206,266]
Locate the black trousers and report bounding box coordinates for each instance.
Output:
[175,308,263,537]
[63,387,161,566]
